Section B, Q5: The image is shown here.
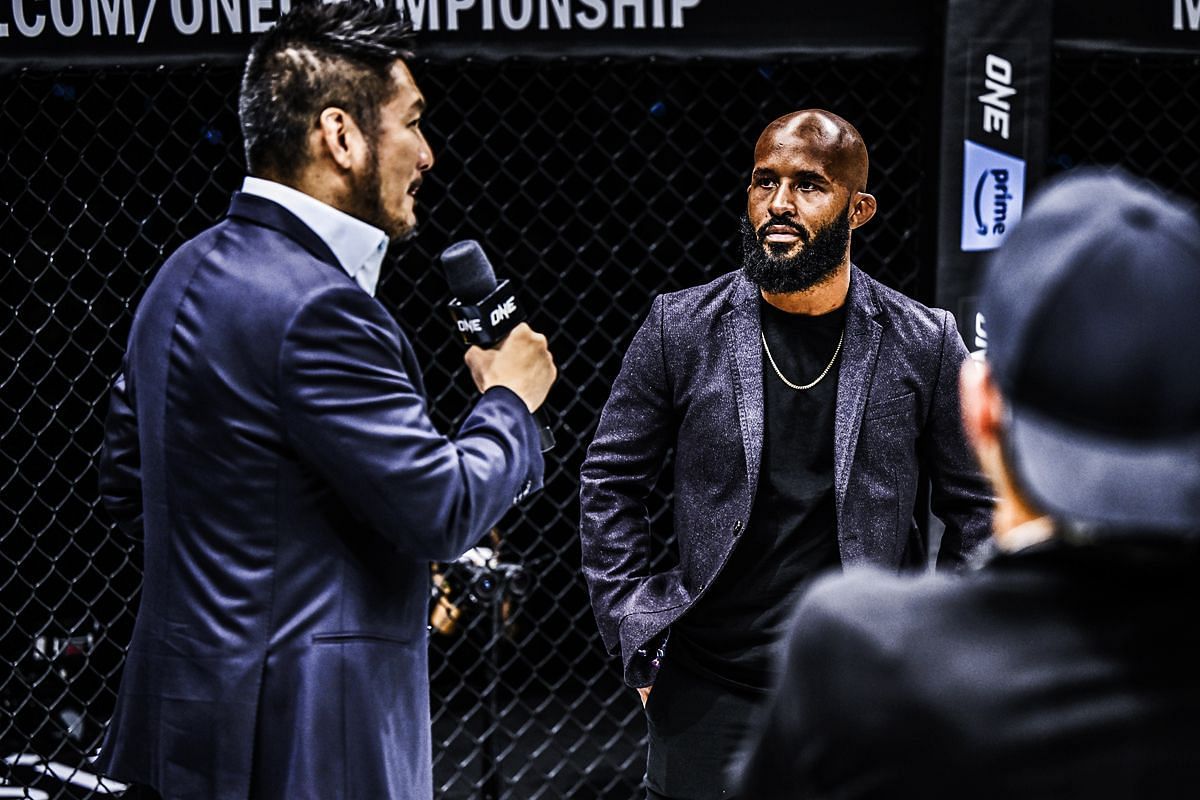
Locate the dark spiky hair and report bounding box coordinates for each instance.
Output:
[238,0,416,179]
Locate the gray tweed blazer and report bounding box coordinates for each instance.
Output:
[579,266,993,687]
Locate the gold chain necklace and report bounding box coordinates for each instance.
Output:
[760,329,844,391]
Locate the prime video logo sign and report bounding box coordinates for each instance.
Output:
[960,140,1025,252]
[961,49,1025,252]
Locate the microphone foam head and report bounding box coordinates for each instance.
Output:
[440,240,497,303]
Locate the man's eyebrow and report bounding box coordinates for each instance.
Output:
[410,98,426,114]
[792,169,829,184]
[751,167,830,184]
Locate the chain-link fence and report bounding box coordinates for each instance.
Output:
[4,45,1197,799]
[1,52,927,798]
[1049,51,1200,201]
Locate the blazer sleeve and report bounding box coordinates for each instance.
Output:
[99,370,145,540]
[922,310,994,567]
[278,285,543,562]
[578,293,676,669]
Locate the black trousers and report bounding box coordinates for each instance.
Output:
[644,658,764,800]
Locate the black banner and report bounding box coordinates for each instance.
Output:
[7,0,1197,70]
[0,0,929,68]
[934,0,1052,352]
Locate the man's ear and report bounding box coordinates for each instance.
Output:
[849,191,877,230]
[959,356,1005,457]
[316,106,367,171]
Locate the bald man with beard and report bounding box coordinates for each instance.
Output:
[579,110,992,799]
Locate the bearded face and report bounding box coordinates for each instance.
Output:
[740,202,852,294]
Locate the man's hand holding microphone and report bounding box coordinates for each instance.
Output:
[440,240,557,445]
[465,322,555,413]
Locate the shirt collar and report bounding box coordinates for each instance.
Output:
[240,176,389,296]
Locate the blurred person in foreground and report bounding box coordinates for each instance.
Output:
[94,2,555,798]
[579,109,992,799]
[736,167,1200,798]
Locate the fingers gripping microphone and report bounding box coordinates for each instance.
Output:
[439,240,554,453]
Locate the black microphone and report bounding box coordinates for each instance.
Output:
[439,240,554,453]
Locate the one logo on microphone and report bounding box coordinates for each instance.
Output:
[447,279,525,347]
[961,140,1025,252]
[490,296,518,327]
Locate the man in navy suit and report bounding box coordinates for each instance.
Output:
[95,2,556,798]
[579,110,992,799]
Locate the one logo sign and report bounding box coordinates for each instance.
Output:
[974,310,987,352]
[961,140,1026,252]
[977,53,1016,141]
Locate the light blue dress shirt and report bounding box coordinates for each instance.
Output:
[241,176,389,297]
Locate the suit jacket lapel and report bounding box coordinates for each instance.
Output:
[834,266,883,522]
[721,274,765,502]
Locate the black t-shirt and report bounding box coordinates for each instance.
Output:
[672,298,845,692]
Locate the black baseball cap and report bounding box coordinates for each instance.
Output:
[981,167,1200,531]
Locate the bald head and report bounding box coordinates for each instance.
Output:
[743,108,878,309]
[755,110,870,194]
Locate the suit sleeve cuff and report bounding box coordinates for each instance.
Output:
[479,385,544,501]
[482,384,532,415]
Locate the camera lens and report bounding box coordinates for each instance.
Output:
[472,572,499,601]
[506,568,530,597]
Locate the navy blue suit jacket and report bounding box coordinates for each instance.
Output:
[579,267,992,687]
[96,193,543,799]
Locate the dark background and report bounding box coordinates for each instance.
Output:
[3,43,1199,800]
